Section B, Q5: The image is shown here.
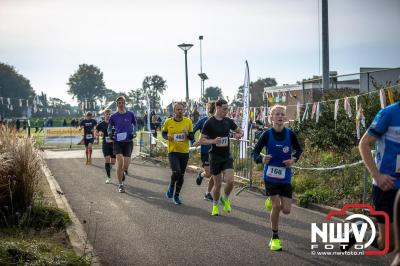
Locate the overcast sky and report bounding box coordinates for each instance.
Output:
[1,0,399,106]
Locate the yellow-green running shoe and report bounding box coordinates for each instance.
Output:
[211,204,219,216]
[265,197,272,211]
[220,197,231,213]
[269,238,282,251]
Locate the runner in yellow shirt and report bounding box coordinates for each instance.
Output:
[162,102,194,205]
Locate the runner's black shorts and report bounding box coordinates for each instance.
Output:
[372,185,398,223]
[209,153,233,176]
[102,142,115,158]
[113,141,133,157]
[201,152,209,167]
[84,138,94,147]
[264,181,293,199]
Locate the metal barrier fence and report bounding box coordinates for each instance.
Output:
[139,131,153,156]
[228,138,264,195]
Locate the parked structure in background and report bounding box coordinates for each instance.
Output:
[264,67,400,120]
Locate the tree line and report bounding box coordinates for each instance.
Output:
[0,62,278,118]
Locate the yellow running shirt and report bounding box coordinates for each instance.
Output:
[162,117,193,153]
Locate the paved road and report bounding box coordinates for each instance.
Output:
[45,150,394,266]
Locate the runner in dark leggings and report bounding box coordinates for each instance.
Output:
[162,102,194,205]
[95,109,116,184]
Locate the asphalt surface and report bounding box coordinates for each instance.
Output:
[45,150,394,266]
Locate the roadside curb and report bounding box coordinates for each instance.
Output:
[41,161,101,265]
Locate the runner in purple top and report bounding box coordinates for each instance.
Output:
[108,96,137,193]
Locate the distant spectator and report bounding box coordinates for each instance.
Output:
[137,117,144,131]
[192,107,199,123]
[16,119,20,131]
[63,119,67,127]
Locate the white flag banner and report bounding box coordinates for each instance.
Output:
[311,102,317,119]
[7,98,10,105]
[240,61,250,159]
[302,103,309,122]
[0,97,2,104]
[146,94,151,131]
[296,101,301,122]
[19,99,23,107]
[379,89,386,109]
[316,102,321,123]
[334,99,340,121]
[344,97,352,118]
[26,99,29,107]
[354,96,359,117]
[356,101,364,140]
[147,95,156,145]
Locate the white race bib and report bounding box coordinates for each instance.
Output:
[86,134,93,139]
[396,154,400,173]
[216,137,229,147]
[116,132,127,141]
[105,136,112,143]
[174,133,186,142]
[267,166,286,179]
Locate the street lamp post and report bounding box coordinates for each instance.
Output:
[178,43,193,105]
[198,36,208,103]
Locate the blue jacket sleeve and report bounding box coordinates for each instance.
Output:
[193,117,205,133]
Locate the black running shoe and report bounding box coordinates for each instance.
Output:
[204,192,213,201]
[122,172,126,182]
[124,170,128,176]
[196,172,203,186]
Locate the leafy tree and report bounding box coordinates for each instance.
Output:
[231,77,277,107]
[102,88,118,104]
[250,78,277,107]
[67,64,107,110]
[128,88,143,114]
[204,86,223,101]
[141,75,167,111]
[0,63,35,117]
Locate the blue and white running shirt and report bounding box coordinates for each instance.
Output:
[367,102,400,188]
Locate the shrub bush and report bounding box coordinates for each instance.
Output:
[0,125,44,227]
